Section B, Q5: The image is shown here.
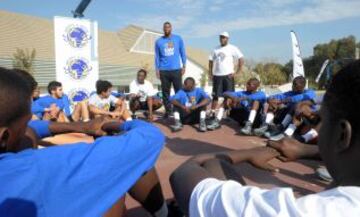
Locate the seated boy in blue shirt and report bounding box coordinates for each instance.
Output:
[207,78,266,135]
[0,67,172,217]
[253,76,316,139]
[171,77,210,132]
[33,81,90,122]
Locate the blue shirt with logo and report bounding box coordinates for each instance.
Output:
[225,90,266,110]
[155,34,187,71]
[171,88,210,107]
[1,120,165,216]
[268,89,316,104]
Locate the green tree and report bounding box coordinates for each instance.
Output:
[254,62,288,85]
[12,48,36,74]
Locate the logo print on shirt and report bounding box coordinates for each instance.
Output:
[164,41,175,57]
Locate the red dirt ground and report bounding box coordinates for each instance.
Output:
[45,117,327,217]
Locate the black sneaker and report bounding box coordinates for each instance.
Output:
[199,119,207,132]
[207,119,221,130]
[240,121,253,135]
[171,120,183,132]
[253,124,269,136]
[167,200,184,217]
[264,124,284,139]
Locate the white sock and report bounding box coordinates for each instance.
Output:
[281,114,292,128]
[174,111,180,121]
[83,119,90,122]
[302,129,318,142]
[265,113,274,124]
[200,111,206,120]
[126,117,132,121]
[284,124,297,136]
[217,108,225,120]
[248,110,257,124]
[153,201,168,217]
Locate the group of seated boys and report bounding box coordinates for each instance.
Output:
[2,60,360,216]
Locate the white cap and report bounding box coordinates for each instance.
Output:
[220,31,229,38]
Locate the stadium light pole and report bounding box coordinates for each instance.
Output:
[72,0,93,18]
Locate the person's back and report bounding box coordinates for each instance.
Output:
[0,67,166,216]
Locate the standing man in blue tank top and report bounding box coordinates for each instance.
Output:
[155,21,187,118]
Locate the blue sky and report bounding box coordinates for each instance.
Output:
[1,0,360,63]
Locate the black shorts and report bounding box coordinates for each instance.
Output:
[229,107,263,128]
[212,75,235,99]
[139,101,149,110]
[175,106,205,125]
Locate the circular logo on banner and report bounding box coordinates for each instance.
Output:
[64,57,92,80]
[64,25,92,48]
[68,88,90,106]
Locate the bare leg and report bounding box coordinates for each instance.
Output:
[79,101,90,121]
[71,103,82,122]
[128,168,167,217]
[147,97,162,121]
[103,196,126,217]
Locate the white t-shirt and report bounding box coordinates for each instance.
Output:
[190,178,360,217]
[129,80,157,102]
[209,44,244,76]
[88,94,119,111]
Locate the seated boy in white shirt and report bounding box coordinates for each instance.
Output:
[170,60,360,217]
[129,69,162,121]
[88,80,132,121]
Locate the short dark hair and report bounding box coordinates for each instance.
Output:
[293,76,306,87]
[324,60,360,138]
[138,69,147,77]
[163,21,171,26]
[96,80,113,94]
[248,77,260,85]
[47,81,62,94]
[0,67,32,126]
[184,77,195,85]
[13,69,38,92]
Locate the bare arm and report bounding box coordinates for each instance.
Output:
[170,147,279,214]
[89,104,111,116]
[171,99,186,110]
[236,58,244,74]
[194,98,210,109]
[267,138,321,161]
[208,60,213,79]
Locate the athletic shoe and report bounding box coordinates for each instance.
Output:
[240,121,253,135]
[316,167,333,182]
[207,119,221,130]
[269,133,285,141]
[253,124,269,136]
[171,120,183,132]
[264,124,284,139]
[199,119,207,132]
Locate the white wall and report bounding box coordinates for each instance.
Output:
[183,60,204,87]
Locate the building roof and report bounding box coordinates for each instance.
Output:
[0,10,208,86]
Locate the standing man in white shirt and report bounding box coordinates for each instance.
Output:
[208,32,244,128]
[129,69,162,121]
[169,60,360,217]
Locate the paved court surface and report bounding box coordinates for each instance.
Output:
[45,116,327,216]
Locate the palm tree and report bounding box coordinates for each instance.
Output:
[12,48,36,74]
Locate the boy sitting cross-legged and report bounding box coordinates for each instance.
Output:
[207,78,266,135]
[170,77,211,132]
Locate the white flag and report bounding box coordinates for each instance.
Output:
[290,31,305,78]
